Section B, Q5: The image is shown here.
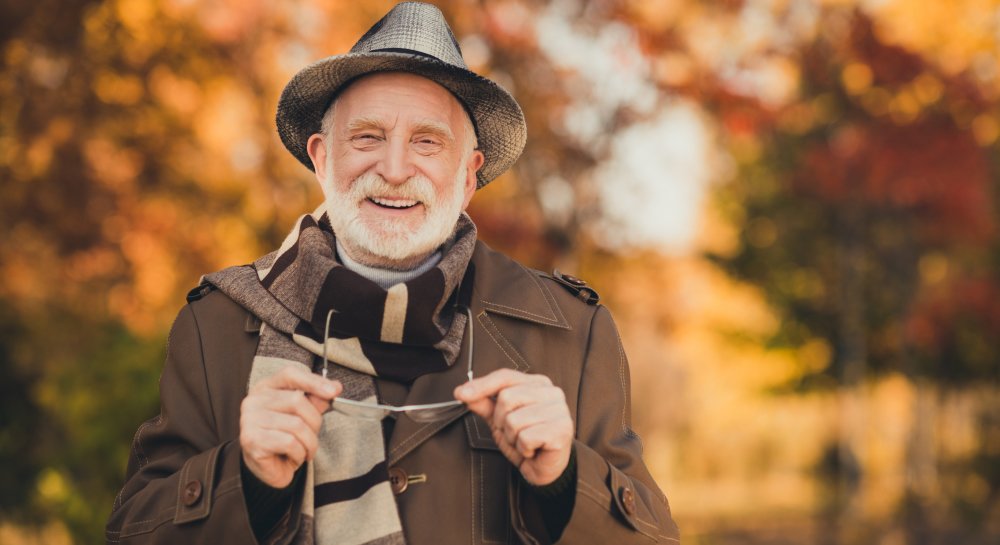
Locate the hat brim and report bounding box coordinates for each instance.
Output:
[276,52,526,188]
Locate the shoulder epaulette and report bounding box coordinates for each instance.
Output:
[186,283,217,303]
[549,269,600,305]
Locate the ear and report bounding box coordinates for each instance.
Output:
[460,150,485,210]
[306,133,328,186]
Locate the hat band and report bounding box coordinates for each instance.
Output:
[370,48,452,65]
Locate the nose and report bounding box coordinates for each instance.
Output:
[375,137,415,185]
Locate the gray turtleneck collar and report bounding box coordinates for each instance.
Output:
[335,240,443,290]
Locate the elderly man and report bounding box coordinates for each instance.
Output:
[107,3,679,544]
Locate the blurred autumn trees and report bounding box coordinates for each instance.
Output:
[622,1,1000,542]
[1,1,999,544]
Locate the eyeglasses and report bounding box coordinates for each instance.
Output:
[322,305,474,422]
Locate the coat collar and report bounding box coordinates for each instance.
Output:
[386,241,569,464]
[468,242,570,330]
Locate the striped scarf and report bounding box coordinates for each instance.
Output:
[202,204,476,544]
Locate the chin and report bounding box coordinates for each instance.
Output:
[336,217,454,270]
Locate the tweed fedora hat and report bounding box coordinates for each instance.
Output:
[276,2,526,188]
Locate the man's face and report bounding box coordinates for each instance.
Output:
[306,72,484,270]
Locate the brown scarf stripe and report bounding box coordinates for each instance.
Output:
[360,343,449,380]
[290,320,451,382]
[313,461,390,508]
[401,269,448,341]
[311,267,394,340]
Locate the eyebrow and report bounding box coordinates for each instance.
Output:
[344,116,455,141]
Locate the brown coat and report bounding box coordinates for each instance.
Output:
[106,242,680,544]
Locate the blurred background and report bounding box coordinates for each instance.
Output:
[1,0,998,543]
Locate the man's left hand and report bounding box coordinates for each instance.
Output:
[455,369,573,486]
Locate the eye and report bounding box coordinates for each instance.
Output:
[352,133,383,145]
[413,135,444,154]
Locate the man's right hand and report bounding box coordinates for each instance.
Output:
[240,366,342,488]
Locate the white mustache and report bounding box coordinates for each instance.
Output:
[347,171,435,205]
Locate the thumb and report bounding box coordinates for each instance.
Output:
[463,396,495,421]
[307,381,341,413]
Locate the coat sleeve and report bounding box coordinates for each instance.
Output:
[105,303,301,545]
[511,305,681,544]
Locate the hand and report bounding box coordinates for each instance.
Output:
[454,369,573,486]
[240,365,342,488]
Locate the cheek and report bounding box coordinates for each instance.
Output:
[331,147,374,180]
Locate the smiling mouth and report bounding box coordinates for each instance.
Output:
[368,197,421,210]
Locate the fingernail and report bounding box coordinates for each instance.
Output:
[457,384,471,397]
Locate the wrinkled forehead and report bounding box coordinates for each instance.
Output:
[326,71,477,139]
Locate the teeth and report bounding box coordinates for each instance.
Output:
[370,197,418,209]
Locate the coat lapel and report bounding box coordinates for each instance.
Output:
[386,242,569,464]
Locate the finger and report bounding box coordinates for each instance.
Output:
[254,366,342,400]
[256,389,326,433]
[257,412,320,460]
[262,428,309,467]
[491,426,524,467]
[491,382,559,433]
[455,369,550,402]
[514,423,565,460]
[242,427,308,469]
[241,410,315,459]
[305,392,333,415]
[496,402,561,448]
[463,395,495,421]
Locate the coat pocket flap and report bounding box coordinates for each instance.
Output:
[463,413,500,451]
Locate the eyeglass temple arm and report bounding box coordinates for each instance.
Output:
[460,305,474,382]
[322,309,334,379]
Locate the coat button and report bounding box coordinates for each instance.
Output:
[182,480,203,506]
[388,467,408,495]
[619,486,636,517]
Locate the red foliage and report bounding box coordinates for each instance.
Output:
[906,277,1000,355]
[798,119,994,243]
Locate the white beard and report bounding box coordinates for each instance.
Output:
[324,161,468,269]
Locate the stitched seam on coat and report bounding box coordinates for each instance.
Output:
[217,474,240,493]
[108,506,175,541]
[609,314,628,435]
[627,502,662,531]
[482,301,556,323]
[389,418,450,458]
[579,477,658,542]
[534,272,568,325]
[485,316,529,371]
[115,414,160,511]
[577,480,658,542]
[477,453,509,544]
[470,414,492,444]
[198,445,213,516]
[470,450,476,545]
[132,416,158,469]
[480,453,487,543]
[577,479,608,503]
[478,313,527,371]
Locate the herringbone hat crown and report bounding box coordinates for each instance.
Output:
[276,2,527,188]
